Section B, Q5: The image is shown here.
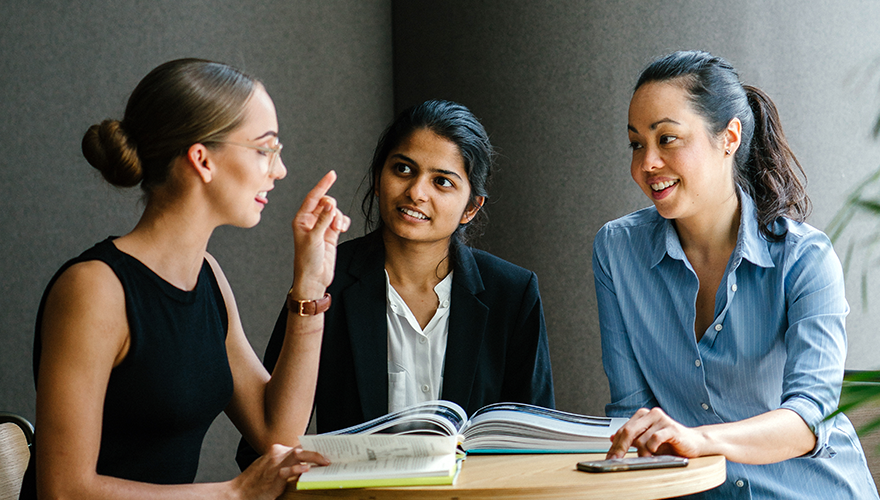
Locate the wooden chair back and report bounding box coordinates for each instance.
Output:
[0,414,34,500]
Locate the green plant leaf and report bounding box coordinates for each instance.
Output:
[843,242,854,276]
[833,372,880,442]
[827,166,880,243]
[859,416,880,436]
[854,199,880,214]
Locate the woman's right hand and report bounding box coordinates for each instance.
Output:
[290,170,350,299]
[606,407,704,460]
[231,444,329,500]
[606,406,815,465]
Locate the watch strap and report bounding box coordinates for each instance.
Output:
[287,291,331,316]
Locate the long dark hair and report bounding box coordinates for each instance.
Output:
[635,50,810,241]
[82,58,258,195]
[362,99,495,248]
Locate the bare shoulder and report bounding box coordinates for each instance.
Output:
[48,260,125,310]
[203,251,241,329]
[203,251,232,288]
[41,260,129,366]
[48,260,124,310]
[203,251,236,298]
[203,251,221,270]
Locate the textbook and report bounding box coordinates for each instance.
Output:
[296,434,461,490]
[296,400,627,489]
[323,400,627,453]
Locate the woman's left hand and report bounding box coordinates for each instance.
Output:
[606,407,704,459]
[231,444,330,500]
[291,170,350,298]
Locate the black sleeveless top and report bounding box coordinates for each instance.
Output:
[33,238,234,484]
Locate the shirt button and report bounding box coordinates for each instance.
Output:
[714,324,723,332]
[421,384,430,393]
[735,479,745,488]
[441,299,449,307]
[701,403,709,410]
[419,337,427,344]
[731,284,738,292]
[695,359,702,367]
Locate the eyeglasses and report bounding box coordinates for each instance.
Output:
[209,140,284,175]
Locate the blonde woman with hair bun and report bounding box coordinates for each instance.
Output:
[25,58,350,500]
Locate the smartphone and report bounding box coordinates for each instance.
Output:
[576,455,688,473]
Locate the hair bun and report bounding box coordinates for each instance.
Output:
[81,119,143,187]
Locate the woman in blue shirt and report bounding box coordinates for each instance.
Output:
[593,50,878,498]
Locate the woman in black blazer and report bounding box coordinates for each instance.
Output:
[238,100,554,468]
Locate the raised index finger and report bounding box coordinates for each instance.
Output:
[299,170,338,214]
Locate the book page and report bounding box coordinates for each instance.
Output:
[463,403,625,438]
[324,400,468,436]
[297,453,457,482]
[459,402,628,452]
[299,434,457,464]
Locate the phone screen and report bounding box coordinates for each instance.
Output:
[576,455,689,473]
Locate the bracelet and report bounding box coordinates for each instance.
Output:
[286,290,332,316]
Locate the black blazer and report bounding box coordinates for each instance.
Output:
[237,232,554,468]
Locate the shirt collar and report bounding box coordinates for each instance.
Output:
[649,186,775,269]
[384,270,454,318]
[736,188,775,268]
[649,216,684,269]
[433,271,453,303]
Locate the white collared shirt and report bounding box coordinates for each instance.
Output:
[385,270,452,414]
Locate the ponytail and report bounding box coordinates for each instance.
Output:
[741,85,810,240]
[636,51,811,241]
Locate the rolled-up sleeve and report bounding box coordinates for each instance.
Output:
[779,229,848,458]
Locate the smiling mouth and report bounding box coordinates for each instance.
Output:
[399,207,429,220]
[650,180,679,191]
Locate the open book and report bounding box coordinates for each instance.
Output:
[296,434,461,490]
[296,400,626,489]
[320,400,627,453]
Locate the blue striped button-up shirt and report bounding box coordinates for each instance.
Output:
[592,192,878,499]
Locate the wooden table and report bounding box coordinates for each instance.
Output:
[282,453,726,500]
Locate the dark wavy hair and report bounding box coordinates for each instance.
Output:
[361,99,495,248]
[635,50,810,241]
